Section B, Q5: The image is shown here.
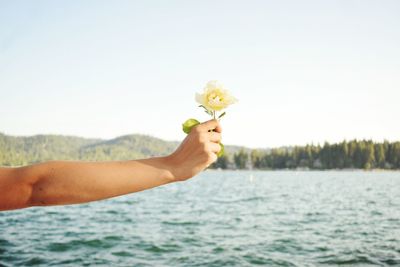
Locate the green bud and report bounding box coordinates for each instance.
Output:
[218,143,225,157]
[182,118,200,134]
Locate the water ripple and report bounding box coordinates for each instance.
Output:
[1,171,399,266]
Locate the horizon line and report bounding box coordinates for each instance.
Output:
[1,131,399,150]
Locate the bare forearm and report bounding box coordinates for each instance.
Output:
[0,119,222,211]
[22,157,175,207]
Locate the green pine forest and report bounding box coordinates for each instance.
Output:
[1,132,399,170]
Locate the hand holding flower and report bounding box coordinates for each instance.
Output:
[167,119,222,181]
[182,80,237,157]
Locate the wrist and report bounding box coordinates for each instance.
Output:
[157,155,180,183]
[161,154,188,182]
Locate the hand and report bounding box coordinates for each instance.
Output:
[165,119,222,181]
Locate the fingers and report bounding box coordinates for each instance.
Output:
[206,144,219,167]
[208,142,221,154]
[192,120,221,143]
[196,119,222,133]
[213,121,222,133]
[191,119,222,160]
[208,132,222,143]
[207,153,218,166]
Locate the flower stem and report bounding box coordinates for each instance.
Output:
[213,111,216,120]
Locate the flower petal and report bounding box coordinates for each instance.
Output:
[206,80,220,90]
[195,93,205,105]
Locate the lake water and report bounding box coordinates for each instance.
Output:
[1,170,400,266]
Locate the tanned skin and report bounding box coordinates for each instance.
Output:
[0,120,222,211]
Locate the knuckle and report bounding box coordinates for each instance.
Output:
[198,133,207,143]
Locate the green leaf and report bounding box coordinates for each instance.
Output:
[182,118,200,134]
[217,143,225,157]
[218,112,226,119]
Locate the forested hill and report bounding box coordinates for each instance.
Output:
[0,133,180,166]
[0,132,246,166]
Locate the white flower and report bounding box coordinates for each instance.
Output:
[195,80,238,111]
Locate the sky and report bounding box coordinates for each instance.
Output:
[0,0,399,148]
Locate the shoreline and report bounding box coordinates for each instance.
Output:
[208,168,400,172]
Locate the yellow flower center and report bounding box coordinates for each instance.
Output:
[208,92,224,105]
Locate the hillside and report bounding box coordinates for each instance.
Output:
[0,132,244,166]
[0,133,174,166]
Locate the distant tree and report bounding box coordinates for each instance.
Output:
[304,145,314,168]
[212,153,229,169]
[234,149,248,169]
[339,141,349,168]
[320,142,331,169]
[354,141,364,169]
[374,143,385,169]
[250,149,263,169]
[391,142,400,169]
[363,142,375,169]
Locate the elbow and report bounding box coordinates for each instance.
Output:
[24,161,65,208]
[1,163,52,211]
[17,166,40,209]
[14,165,45,209]
[0,167,35,211]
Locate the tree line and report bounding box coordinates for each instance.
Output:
[212,140,400,170]
[1,133,399,170]
[0,133,176,166]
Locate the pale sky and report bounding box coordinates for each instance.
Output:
[0,0,399,148]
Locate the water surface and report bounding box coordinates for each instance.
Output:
[1,171,399,266]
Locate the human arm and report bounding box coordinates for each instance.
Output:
[0,120,222,211]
